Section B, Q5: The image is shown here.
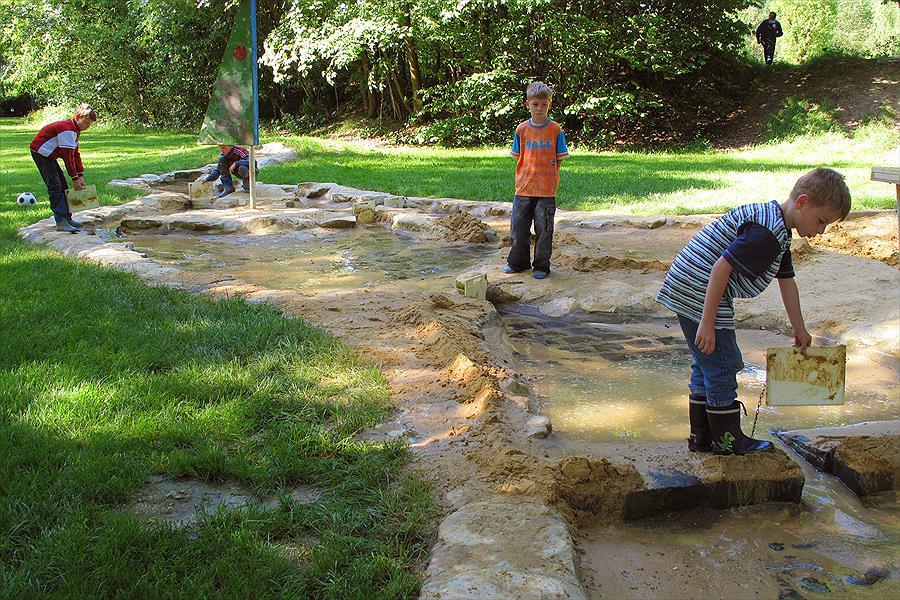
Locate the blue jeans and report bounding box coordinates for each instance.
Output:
[677,314,744,408]
[507,195,556,272]
[32,151,70,224]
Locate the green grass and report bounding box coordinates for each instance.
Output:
[0,119,434,597]
[260,118,897,215]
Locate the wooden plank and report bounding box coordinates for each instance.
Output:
[766,345,846,406]
[870,166,900,184]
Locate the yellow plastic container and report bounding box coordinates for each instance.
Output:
[765,345,846,406]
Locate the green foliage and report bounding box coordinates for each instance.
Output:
[740,0,900,63]
[762,97,842,141]
[1,0,231,126]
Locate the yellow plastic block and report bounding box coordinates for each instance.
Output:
[65,184,99,212]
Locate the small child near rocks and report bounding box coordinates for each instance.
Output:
[205,144,257,198]
[657,167,850,455]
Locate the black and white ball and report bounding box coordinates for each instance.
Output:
[16,192,37,208]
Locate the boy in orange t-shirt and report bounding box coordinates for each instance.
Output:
[504,81,569,279]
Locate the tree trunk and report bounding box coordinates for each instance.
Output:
[402,11,423,114]
[360,54,377,118]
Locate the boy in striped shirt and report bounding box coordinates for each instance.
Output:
[657,168,850,455]
[204,144,256,198]
[504,81,569,279]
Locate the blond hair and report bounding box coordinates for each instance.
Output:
[526,81,552,100]
[789,167,851,220]
[74,103,98,122]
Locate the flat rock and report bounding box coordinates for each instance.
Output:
[391,212,440,233]
[319,214,357,229]
[540,297,577,317]
[419,494,585,600]
[775,421,900,496]
[571,442,805,519]
[525,416,552,439]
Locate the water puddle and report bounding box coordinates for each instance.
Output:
[496,304,898,596]
[495,304,899,444]
[123,227,497,295]
[581,455,899,598]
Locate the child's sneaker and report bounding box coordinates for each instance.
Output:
[533,271,549,279]
[217,185,236,198]
[241,182,251,193]
[502,265,519,274]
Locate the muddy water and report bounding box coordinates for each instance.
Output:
[495,304,899,444]
[580,455,899,599]
[495,305,899,598]
[124,227,497,294]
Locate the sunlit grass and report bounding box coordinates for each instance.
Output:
[260,121,897,213]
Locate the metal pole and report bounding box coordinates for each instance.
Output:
[249,145,256,209]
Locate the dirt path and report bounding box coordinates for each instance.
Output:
[710,58,900,148]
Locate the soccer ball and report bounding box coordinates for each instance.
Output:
[16,192,37,208]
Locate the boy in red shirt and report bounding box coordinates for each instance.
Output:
[29,104,97,233]
[504,81,569,279]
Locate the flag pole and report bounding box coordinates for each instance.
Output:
[249,146,256,209]
[249,0,259,209]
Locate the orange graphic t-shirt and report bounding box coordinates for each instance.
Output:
[510,119,569,197]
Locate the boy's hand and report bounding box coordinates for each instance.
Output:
[73,177,86,191]
[793,328,812,351]
[695,323,716,355]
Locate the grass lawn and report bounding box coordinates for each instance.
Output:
[0,119,434,597]
[261,122,897,214]
[1,114,895,596]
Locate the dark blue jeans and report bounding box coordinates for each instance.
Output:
[507,195,556,273]
[761,40,776,64]
[209,155,257,188]
[31,151,70,224]
[677,314,744,408]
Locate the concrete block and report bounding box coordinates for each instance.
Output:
[65,185,99,212]
[460,273,488,300]
[766,345,845,406]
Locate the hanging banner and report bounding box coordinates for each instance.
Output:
[198,0,259,146]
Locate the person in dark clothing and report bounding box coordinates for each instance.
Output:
[756,12,784,66]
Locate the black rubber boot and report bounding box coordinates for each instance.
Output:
[706,401,773,455]
[688,394,712,452]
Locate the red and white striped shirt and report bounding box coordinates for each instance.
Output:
[29,119,85,178]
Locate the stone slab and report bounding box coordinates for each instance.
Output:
[189,179,214,201]
[419,495,585,600]
[577,442,805,520]
[65,184,99,212]
[775,421,900,496]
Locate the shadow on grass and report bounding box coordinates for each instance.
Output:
[0,246,432,596]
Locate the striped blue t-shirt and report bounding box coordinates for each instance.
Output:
[656,201,794,329]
